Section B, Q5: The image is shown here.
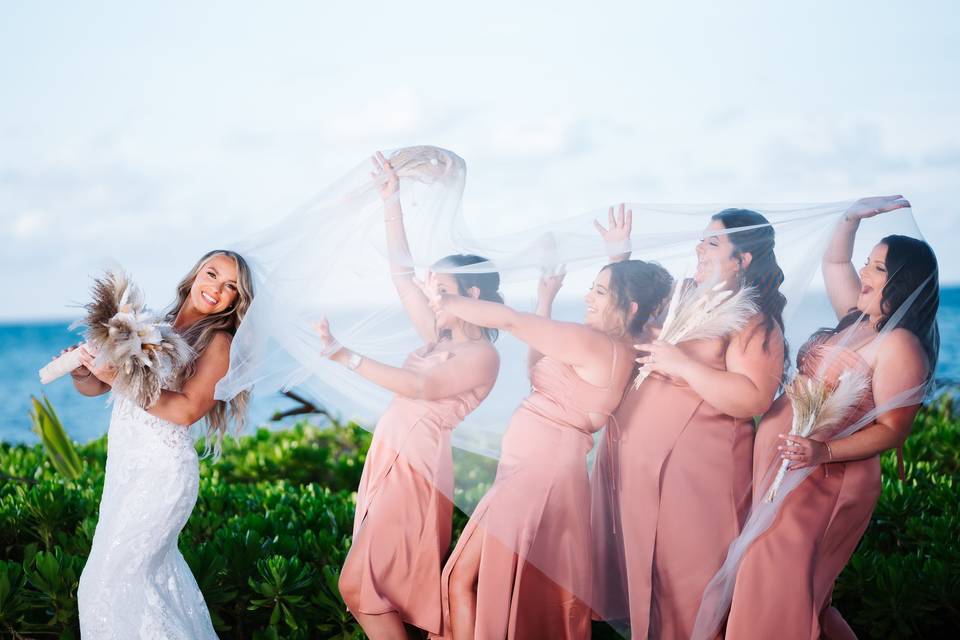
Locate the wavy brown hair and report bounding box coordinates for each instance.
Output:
[164,249,254,457]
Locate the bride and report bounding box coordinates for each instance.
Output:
[69,250,253,639]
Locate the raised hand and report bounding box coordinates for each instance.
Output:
[594,203,633,261]
[313,317,347,363]
[538,265,566,304]
[844,195,910,222]
[413,274,443,314]
[371,151,399,202]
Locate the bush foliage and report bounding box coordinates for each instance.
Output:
[1,398,958,638]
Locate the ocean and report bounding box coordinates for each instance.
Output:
[2,288,958,445]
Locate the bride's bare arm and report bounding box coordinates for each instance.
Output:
[148,332,232,426]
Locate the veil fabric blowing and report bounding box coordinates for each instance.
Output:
[215,146,938,636]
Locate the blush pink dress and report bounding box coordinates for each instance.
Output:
[338,343,494,635]
[724,334,878,640]
[434,339,633,640]
[596,329,772,639]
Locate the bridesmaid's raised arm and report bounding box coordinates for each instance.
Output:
[436,294,610,377]
[315,318,499,401]
[594,203,633,263]
[375,152,438,343]
[823,196,910,319]
[527,268,565,373]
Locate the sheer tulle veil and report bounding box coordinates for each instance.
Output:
[214,146,938,635]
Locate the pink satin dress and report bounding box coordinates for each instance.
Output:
[435,340,633,640]
[338,343,493,635]
[724,334,877,640]
[597,332,767,639]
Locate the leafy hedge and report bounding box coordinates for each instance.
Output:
[1,399,958,639]
[0,422,370,639]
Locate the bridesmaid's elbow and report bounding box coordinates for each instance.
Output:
[412,375,445,401]
[732,397,774,419]
[410,375,431,401]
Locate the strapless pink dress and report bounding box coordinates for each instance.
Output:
[435,342,631,640]
[724,334,877,640]
[594,334,762,639]
[338,344,490,635]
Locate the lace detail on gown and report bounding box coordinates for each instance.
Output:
[77,394,217,640]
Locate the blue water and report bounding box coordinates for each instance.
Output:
[2,288,959,444]
[0,323,305,444]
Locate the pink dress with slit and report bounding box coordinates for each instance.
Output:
[434,339,633,640]
[338,343,493,635]
[724,334,877,640]
[596,331,766,639]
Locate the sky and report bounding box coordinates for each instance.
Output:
[2,0,959,320]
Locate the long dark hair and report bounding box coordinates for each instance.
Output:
[432,254,504,342]
[712,209,787,355]
[603,260,674,339]
[826,235,940,371]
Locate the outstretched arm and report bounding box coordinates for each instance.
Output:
[375,152,437,343]
[823,196,910,319]
[438,294,609,373]
[315,318,498,400]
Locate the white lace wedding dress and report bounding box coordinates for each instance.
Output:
[77,394,218,639]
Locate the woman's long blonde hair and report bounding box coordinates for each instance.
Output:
[165,249,254,457]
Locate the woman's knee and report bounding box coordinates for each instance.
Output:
[447,561,478,601]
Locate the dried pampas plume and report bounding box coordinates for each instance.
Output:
[633,278,759,389]
[764,369,870,502]
[80,270,193,409]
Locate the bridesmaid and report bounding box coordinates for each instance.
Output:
[433,258,673,639]
[318,154,502,640]
[594,205,789,638]
[722,196,939,640]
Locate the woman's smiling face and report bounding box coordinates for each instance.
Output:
[189,254,240,316]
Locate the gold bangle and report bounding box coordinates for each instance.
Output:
[825,442,834,462]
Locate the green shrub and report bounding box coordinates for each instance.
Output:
[832,393,960,639]
[1,397,958,639]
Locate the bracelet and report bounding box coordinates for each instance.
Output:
[346,351,363,371]
[384,215,403,222]
[825,442,834,462]
[71,369,92,380]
